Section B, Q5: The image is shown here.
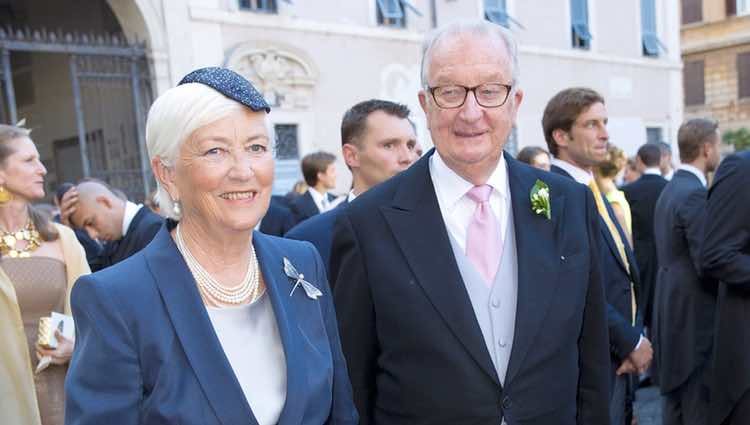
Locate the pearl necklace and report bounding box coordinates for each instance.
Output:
[174,225,262,306]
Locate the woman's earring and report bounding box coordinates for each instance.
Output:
[0,185,12,204]
[172,200,181,216]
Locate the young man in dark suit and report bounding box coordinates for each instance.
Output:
[63,180,163,271]
[331,22,610,425]
[285,99,417,275]
[622,143,668,331]
[653,118,721,425]
[545,87,651,425]
[290,151,338,223]
[702,149,750,425]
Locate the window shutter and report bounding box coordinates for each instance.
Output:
[738,52,750,98]
[684,60,705,106]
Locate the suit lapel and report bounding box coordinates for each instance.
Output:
[504,157,565,384]
[380,153,500,386]
[144,224,258,425]
[252,233,306,425]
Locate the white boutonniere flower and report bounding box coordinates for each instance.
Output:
[530,179,551,220]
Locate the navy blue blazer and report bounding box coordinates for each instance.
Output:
[331,151,610,425]
[65,222,358,425]
[291,191,336,224]
[89,206,163,272]
[285,200,348,277]
[260,198,297,237]
[551,164,642,364]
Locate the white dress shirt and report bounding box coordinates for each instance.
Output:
[429,151,511,254]
[678,164,707,187]
[122,201,144,237]
[643,167,662,176]
[551,158,594,185]
[307,187,331,213]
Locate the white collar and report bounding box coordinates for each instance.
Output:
[122,201,143,237]
[430,150,509,211]
[678,163,707,187]
[551,158,594,185]
[644,167,662,176]
[347,190,357,203]
[307,187,330,212]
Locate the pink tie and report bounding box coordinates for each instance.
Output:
[465,185,503,285]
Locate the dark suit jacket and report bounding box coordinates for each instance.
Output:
[286,200,348,277]
[260,198,297,237]
[331,151,610,425]
[89,206,163,272]
[66,223,359,425]
[291,191,336,224]
[53,214,102,263]
[622,173,668,328]
[701,151,750,425]
[551,165,642,368]
[652,169,715,394]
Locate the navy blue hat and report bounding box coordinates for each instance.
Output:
[178,67,271,113]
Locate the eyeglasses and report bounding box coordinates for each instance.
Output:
[428,83,513,109]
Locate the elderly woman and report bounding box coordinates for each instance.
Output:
[0,125,90,425]
[65,68,358,425]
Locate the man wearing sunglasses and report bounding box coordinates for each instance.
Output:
[331,20,610,425]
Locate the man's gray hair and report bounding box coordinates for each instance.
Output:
[420,20,520,88]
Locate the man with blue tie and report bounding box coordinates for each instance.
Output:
[331,21,610,425]
[544,87,652,425]
[285,99,417,275]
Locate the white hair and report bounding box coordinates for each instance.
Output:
[145,82,260,219]
[420,20,520,88]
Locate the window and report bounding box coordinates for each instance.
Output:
[641,0,667,57]
[274,124,299,160]
[484,0,523,29]
[682,0,702,24]
[683,60,705,106]
[376,0,422,28]
[570,0,592,50]
[738,52,750,98]
[239,0,277,13]
[737,0,750,15]
[646,127,663,144]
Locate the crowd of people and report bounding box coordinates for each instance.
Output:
[0,18,748,425]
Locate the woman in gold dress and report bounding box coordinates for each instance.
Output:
[0,124,90,425]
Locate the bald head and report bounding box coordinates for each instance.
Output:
[70,181,127,241]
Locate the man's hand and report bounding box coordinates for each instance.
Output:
[59,188,79,227]
[628,336,653,374]
[616,358,637,376]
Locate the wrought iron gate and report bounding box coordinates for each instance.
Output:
[0,27,153,201]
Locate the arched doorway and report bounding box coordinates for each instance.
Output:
[0,0,154,201]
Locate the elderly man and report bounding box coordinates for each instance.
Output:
[62,180,163,271]
[331,21,610,425]
[286,99,417,274]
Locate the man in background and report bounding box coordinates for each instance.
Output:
[286,99,417,274]
[290,151,338,223]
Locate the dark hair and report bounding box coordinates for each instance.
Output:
[516,146,549,165]
[656,141,672,156]
[637,144,662,168]
[677,118,719,163]
[595,144,627,179]
[0,124,58,242]
[301,151,337,186]
[341,99,411,147]
[542,87,605,156]
[55,182,75,204]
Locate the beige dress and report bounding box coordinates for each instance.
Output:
[2,257,68,425]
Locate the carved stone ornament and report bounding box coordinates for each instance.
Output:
[225,44,317,110]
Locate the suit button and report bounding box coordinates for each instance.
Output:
[502,396,512,409]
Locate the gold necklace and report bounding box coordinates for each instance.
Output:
[0,220,41,258]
